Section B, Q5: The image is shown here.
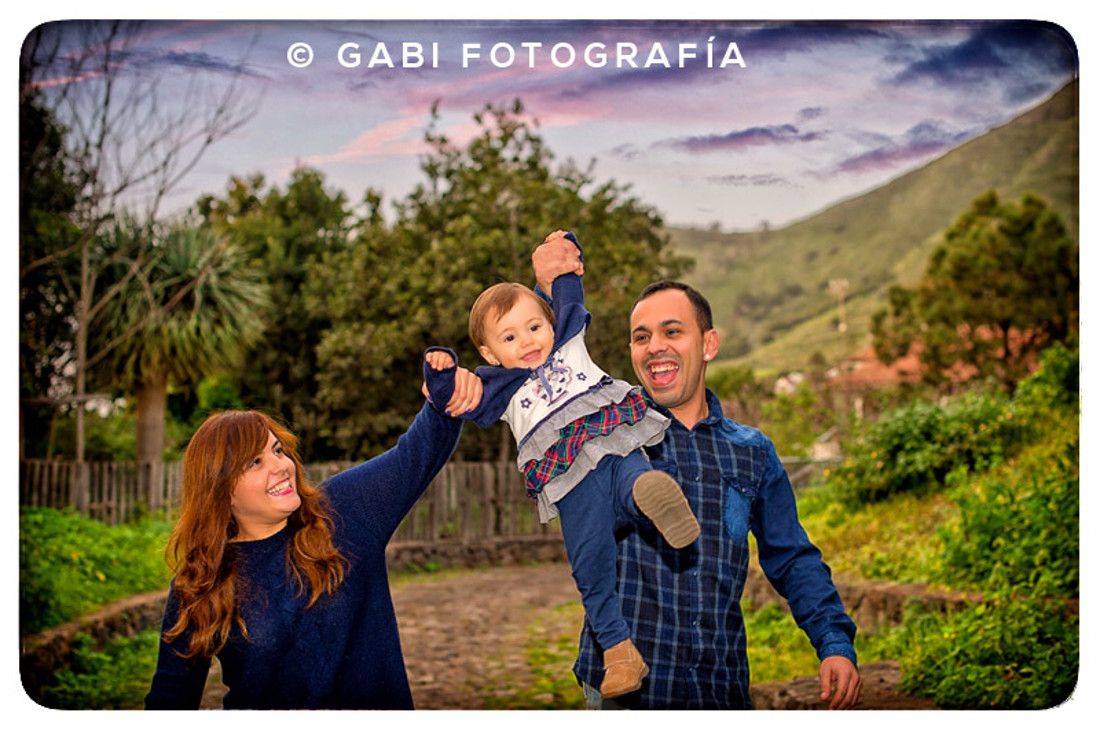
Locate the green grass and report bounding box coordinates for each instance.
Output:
[745,600,897,684]
[479,601,587,710]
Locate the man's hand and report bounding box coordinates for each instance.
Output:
[819,656,861,710]
[532,230,582,294]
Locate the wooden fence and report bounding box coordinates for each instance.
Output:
[19,459,553,540]
[19,456,832,536]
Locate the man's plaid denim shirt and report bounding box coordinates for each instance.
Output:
[573,389,857,709]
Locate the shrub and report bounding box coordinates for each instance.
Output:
[1014,340,1079,415]
[38,630,161,709]
[827,389,1023,505]
[936,437,1078,597]
[20,508,173,634]
[886,591,1078,709]
[758,381,838,458]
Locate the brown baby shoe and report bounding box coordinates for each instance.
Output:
[633,471,701,548]
[600,638,649,698]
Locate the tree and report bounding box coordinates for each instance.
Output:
[310,101,690,459]
[872,191,1078,392]
[20,20,259,506]
[90,222,269,505]
[195,168,359,459]
[19,95,83,458]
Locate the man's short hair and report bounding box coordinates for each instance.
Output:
[632,280,714,332]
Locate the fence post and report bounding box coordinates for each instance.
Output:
[72,461,87,516]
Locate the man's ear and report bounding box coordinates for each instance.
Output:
[478,345,499,366]
[703,329,719,362]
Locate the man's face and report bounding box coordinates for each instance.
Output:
[629,288,717,419]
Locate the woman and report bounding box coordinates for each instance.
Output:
[144,368,481,709]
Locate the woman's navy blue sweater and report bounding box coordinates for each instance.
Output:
[144,402,461,709]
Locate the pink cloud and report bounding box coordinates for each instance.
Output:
[295,116,431,168]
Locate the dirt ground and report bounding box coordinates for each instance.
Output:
[393,562,938,711]
[394,562,584,709]
[202,561,939,710]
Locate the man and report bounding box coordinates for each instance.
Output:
[532,239,862,710]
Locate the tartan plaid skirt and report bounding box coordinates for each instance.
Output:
[521,391,648,498]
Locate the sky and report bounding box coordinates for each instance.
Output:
[18,14,1080,233]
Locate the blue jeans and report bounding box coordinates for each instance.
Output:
[555,451,650,651]
[582,682,630,710]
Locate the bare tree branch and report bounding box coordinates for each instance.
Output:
[20,20,263,486]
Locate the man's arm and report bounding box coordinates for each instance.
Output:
[751,439,861,708]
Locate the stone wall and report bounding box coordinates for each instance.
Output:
[21,589,170,706]
[742,567,987,631]
[386,535,567,573]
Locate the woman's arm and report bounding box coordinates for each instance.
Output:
[322,387,466,541]
[423,348,483,415]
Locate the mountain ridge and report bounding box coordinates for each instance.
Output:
[667,79,1079,375]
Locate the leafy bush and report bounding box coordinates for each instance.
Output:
[1014,340,1079,414]
[758,381,839,458]
[20,508,173,634]
[39,630,160,709]
[826,388,1024,505]
[936,440,1078,597]
[885,592,1078,709]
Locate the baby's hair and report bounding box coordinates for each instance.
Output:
[469,283,555,350]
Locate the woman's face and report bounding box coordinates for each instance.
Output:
[229,429,301,541]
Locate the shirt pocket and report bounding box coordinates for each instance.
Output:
[723,475,758,545]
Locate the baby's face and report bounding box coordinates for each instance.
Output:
[478,295,555,370]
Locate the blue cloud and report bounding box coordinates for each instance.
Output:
[657,124,824,154]
[889,21,1077,105]
[825,120,972,176]
[706,173,793,187]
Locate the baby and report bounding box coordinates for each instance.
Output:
[423,230,699,699]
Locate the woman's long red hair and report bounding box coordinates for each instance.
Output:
[163,411,347,658]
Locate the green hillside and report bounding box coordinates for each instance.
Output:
[668,80,1079,375]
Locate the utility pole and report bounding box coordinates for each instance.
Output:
[826,278,849,333]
